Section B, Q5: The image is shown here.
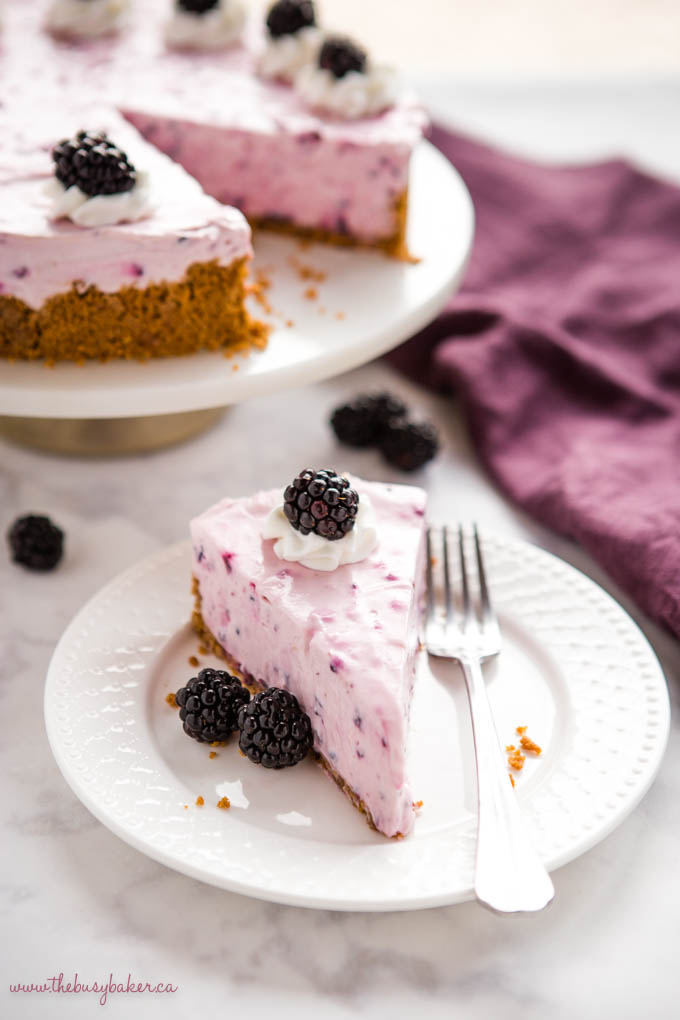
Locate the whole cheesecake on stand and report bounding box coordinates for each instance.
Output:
[0,0,428,452]
[0,0,427,363]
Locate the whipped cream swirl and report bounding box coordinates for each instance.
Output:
[258,26,323,83]
[164,0,245,50]
[263,494,378,571]
[295,64,398,119]
[45,0,129,39]
[44,172,154,227]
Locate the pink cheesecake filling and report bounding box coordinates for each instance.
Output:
[191,478,427,838]
[123,112,412,243]
[0,105,251,309]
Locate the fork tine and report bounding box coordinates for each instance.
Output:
[442,526,453,627]
[474,524,492,624]
[458,525,473,627]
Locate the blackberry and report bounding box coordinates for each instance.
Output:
[266,0,316,38]
[238,687,313,768]
[177,0,220,12]
[318,36,367,78]
[176,668,250,743]
[330,392,407,447]
[283,468,359,540]
[7,514,64,571]
[51,130,137,197]
[379,420,439,471]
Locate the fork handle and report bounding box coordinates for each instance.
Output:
[460,656,555,913]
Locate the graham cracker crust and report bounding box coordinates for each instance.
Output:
[253,189,412,261]
[0,257,269,363]
[190,576,396,836]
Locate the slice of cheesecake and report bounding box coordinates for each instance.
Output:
[190,475,427,837]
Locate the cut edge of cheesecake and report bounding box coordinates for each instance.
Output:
[252,189,412,261]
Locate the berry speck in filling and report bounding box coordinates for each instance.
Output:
[177,0,220,13]
[283,468,359,540]
[266,0,316,38]
[330,391,407,447]
[237,687,313,769]
[319,36,367,79]
[7,514,64,571]
[175,668,250,743]
[51,130,137,197]
[379,420,440,472]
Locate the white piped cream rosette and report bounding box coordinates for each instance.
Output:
[295,35,398,119]
[45,132,155,227]
[44,171,154,227]
[263,494,378,572]
[164,0,246,51]
[296,61,398,119]
[258,25,323,83]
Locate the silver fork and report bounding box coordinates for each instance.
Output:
[425,524,555,913]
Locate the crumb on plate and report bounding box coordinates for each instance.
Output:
[508,748,526,771]
[288,256,327,283]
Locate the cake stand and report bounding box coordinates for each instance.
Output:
[0,142,474,455]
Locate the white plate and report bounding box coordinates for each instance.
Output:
[44,533,670,911]
[0,142,473,419]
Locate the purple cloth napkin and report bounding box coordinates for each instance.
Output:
[391,124,680,639]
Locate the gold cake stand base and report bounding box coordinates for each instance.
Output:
[0,407,226,457]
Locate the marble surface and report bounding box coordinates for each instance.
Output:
[1,80,679,1019]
